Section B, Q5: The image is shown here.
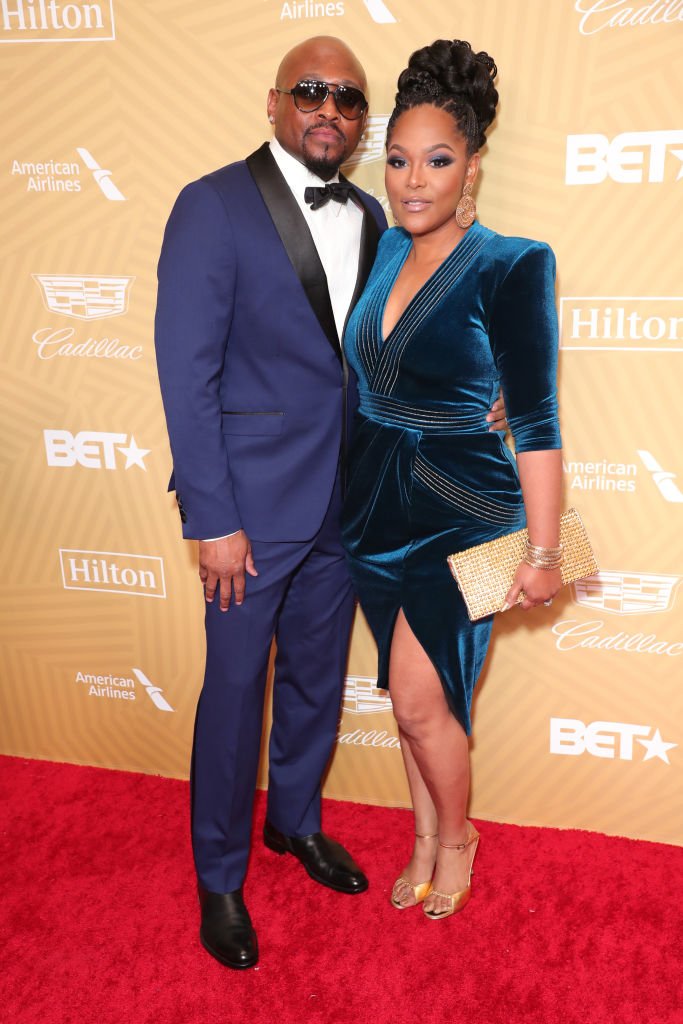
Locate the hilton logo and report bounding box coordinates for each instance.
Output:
[59,549,166,598]
[0,0,116,41]
[559,297,683,352]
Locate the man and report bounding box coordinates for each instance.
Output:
[155,36,506,971]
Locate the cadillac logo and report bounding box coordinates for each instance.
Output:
[343,116,389,169]
[342,675,393,715]
[33,274,133,320]
[572,570,681,615]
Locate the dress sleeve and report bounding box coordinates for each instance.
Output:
[488,242,562,453]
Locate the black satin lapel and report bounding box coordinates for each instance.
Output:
[246,143,340,360]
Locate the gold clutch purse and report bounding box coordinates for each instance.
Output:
[446,507,598,621]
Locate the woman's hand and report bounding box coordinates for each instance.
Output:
[502,562,562,612]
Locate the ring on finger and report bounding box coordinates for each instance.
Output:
[543,599,553,607]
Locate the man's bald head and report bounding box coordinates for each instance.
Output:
[267,36,368,180]
[275,36,367,93]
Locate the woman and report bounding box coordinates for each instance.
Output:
[342,39,563,920]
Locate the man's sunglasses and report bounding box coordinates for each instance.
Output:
[277,80,368,120]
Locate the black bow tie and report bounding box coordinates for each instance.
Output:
[304,182,353,210]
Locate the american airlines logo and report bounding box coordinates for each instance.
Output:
[132,668,174,712]
[343,116,390,169]
[0,0,116,42]
[638,450,683,503]
[278,0,396,22]
[10,148,125,199]
[60,549,166,598]
[34,274,133,320]
[550,718,677,764]
[564,455,637,495]
[559,297,683,352]
[566,131,683,185]
[74,668,175,710]
[342,675,392,715]
[76,147,125,200]
[573,571,681,615]
[363,0,396,21]
[44,430,149,470]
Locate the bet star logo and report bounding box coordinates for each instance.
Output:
[637,728,677,764]
[44,430,150,470]
[550,719,678,764]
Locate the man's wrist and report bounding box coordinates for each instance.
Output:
[202,530,240,542]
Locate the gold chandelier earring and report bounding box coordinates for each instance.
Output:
[455,181,476,229]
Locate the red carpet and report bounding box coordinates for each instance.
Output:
[1,755,681,1024]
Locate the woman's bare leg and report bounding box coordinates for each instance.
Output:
[391,729,439,906]
[389,610,476,915]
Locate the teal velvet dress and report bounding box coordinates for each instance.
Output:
[341,222,562,733]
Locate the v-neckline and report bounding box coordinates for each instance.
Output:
[380,222,481,344]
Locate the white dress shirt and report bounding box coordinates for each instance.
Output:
[269,136,363,340]
[204,137,364,542]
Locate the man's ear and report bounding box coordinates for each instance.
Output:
[266,88,278,125]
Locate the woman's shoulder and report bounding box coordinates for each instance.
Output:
[479,228,556,304]
[483,228,555,272]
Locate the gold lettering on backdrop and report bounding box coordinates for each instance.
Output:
[33,326,143,360]
[337,729,402,749]
[11,160,80,174]
[0,1,105,31]
[279,1,345,20]
[563,459,637,493]
[570,307,683,342]
[552,620,683,656]
[576,0,683,34]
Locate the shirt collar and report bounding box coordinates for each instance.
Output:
[269,137,341,195]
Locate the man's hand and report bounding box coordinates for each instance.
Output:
[486,391,508,433]
[198,532,258,612]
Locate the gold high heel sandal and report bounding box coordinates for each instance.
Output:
[423,825,480,921]
[390,832,438,909]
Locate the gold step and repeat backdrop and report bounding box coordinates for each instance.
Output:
[1,0,682,844]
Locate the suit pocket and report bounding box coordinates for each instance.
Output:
[221,412,285,436]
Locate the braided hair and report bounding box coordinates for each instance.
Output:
[387,39,498,155]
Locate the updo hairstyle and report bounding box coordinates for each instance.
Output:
[387,39,498,155]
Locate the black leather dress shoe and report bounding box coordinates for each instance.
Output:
[198,886,258,969]
[263,819,368,895]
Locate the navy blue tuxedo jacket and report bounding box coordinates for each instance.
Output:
[155,143,386,542]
